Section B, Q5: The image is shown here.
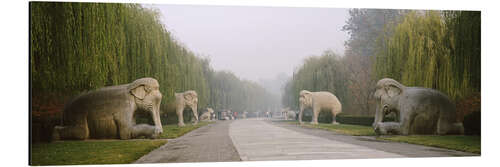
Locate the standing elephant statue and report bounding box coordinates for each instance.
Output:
[175,90,198,127]
[52,78,163,140]
[299,90,342,125]
[200,108,214,121]
[373,78,464,135]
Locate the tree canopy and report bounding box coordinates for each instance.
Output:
[30,2,277,122]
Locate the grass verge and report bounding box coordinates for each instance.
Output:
[281,120,376,136]
[30,140,167,166]
[31,121,214,165]
[379,135,481,154]
[278,120,480,154]
[158,121,214,139]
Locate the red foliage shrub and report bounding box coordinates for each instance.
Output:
[455,92,481,122]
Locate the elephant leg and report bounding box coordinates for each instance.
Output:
[177,107,185,127]
[398,115,411,135]
[131,124,158,139]
[192,110,199,125]
[53,114,89,140]
[298,110,303,124]
[331,112,340,125]
[437,118,464,135]
[114,118,132,140]
[52,125,89,141]
[311,108,319,125]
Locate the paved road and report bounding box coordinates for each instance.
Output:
[135,121,240,163]
[136,118,477,163]
[230,119,404,161]
[270,120,477,157]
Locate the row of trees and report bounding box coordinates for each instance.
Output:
[282,9,480,118]
[281,51,348,112]
[30,2,276,123]
[209,71,279,113]
[374,11,480,101]
[374,10,481,119]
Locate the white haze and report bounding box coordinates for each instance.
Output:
[148,4,350,95]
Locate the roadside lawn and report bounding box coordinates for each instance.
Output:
[279,120,480,154]
[379,135,481,154]
[158,121,214,139]
[30,121,214,165]
[30,140,167,166]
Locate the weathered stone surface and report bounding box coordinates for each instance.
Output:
[299,90,342,124]
[52,78,163,140]
[175,90,198,127]
[373,78,464,135]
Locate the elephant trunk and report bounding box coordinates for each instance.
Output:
[373,100,383,128]
[152,103,163,134]
[192,105,199,124]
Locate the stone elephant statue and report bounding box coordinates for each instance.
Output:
[175,90,198,126]
[299,90,342,125]
[281,108,295,120]
[52,78,163,140]
[286,110,296,120]
[373,78,464,135]
[200,108,214,121]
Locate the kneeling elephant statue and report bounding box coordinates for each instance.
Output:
[373,78,464,135]
[52,78,163,140]
[175,90,199,126]
[200,108,214,121]
[299,90,342,125]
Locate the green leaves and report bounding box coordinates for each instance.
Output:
[30,2,275,117]
[373,11,481,101]
[282,51,347,111]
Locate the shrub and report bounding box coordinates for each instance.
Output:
[336,115,375,126]
[463,111,481,135]
[31,116,60,143]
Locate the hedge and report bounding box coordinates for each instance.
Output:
[299,111,396,126]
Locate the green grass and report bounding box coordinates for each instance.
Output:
[283,120,376,136]
[379,135,481,154]
[278,120,480,154]
[30,140,167,166]
[158,121,214,139]
[31,121,214,165]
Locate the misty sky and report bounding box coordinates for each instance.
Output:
[149,4,350,82]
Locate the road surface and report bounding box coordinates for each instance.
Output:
[135,118,477,163]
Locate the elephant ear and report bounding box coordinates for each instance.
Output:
[183,91,197,104]
[130,85,147,100]
[300,90,313,105]
[184,92,193,101]
[385,82,403,98]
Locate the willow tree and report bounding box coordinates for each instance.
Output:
[282,51,347,112]
[374,10,480,101]
[31,2,210,120]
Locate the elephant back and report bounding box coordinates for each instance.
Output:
[313,91,340,103]
[127,78,160,91]
[61,84,131,126]
[404,87,454,107]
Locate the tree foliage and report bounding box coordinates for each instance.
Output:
[283,9,480,118]
[342,9,407,58]
[282,51,347,111]
[374,11,480,101]
[30,2,276,123]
